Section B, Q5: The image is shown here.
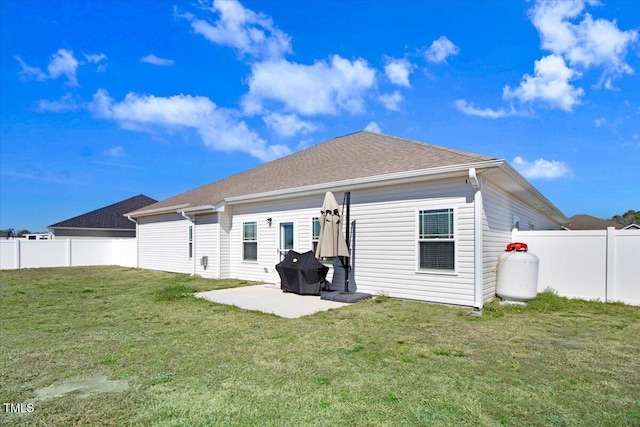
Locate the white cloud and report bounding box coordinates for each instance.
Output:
[384,57,413,87]
[512,156,571,180]
[47,49,80,86]
[242,55,376,116]
[90,89,211,128]
[503,54,584,111]
[14,56,48,82]
[15,49,106,85]
[89,89,290,162]
[454,99,519,119]
[179,0,291,60]
[530,0,583,54]
[141,54,175,66]
[425,36,460,64]
[84,53,107,63]
[364,121,382,133]
[84,53,108,72]
[594,117,606,127]
[458,1,638,118]
[531,0,638,87]
[378,91,403,111]
[37,93,80,112]
[103,145,127,157]
[263,113,318,137]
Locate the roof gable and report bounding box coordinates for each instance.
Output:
[135,131,494,213]
[49,194,157,230]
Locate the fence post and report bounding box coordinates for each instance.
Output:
[15,239,21,269]
[605,226,616,302]
[67,239,72,267]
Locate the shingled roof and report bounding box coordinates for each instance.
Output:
[563,214,623,230]
[49,194,157,230]
[134,131,494,214]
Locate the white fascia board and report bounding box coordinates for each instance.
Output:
[126,203,190,218]
[225,160,504,205]
[493,162,567,223]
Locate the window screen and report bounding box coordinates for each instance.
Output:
[243,222,257,261]
[418,209,454,271]
[312,217,321,253]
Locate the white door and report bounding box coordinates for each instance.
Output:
[279,222,294,261]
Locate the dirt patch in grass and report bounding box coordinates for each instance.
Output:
[34,375,129,401]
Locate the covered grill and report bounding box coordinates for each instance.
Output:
[276,250,329,295]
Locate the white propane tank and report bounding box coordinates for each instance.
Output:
[496,243,539,302]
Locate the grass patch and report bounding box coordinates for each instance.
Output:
[153,284,197,301]
[1,266,639,426]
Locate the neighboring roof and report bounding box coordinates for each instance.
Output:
[131,131,494,215]
[49,194,157,230]
[1,229,15,239]
[622,223,640,230]
[563,214,623,230]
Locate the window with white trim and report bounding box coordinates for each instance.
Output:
[188,225,193,259]
[418,208,455,271]
[312,217,321,253]
[242,222,258,261]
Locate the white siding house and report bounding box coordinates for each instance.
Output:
[128,131,566,308]
[138,213,193,275]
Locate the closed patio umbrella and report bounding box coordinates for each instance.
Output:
[315,192,350,259]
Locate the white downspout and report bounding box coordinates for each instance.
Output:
[181,211,196,276]
[217,214,222,279]
[126,215,139,268]
[468,168,483,315]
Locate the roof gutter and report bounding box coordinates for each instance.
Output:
[126,203,190,219]
[179,204,223,214]
[225,160,505,205]
[127,203,223,219]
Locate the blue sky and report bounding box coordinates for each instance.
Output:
[1,0,639,232]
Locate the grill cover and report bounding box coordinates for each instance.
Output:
[276,250,329,295]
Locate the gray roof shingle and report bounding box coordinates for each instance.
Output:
[49,194,157,230]
[135,131,494,213]
[563,214,623,230]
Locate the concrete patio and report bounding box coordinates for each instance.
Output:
[194,284,351,318]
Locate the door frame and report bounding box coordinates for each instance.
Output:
[277,220,296,261]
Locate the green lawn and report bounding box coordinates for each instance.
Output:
[1,266,639,426]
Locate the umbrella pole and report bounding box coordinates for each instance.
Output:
[342,191,351,293]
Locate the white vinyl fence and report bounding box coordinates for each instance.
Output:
[0,239,137,270]
[512,227,640,306]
